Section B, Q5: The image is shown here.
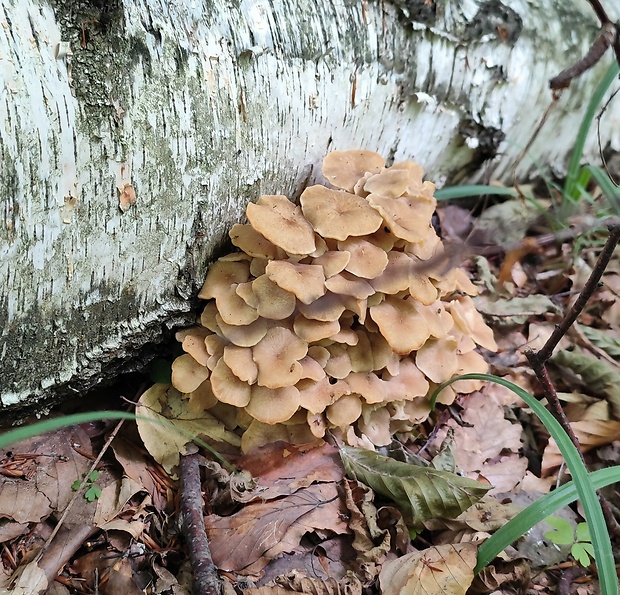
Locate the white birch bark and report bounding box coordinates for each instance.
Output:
[0,0,617,407]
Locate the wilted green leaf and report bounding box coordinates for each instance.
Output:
[552,349,620,418]
[339,445,491,526]
[474,294,561,326]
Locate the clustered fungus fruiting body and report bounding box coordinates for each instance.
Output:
[171,150,498,452]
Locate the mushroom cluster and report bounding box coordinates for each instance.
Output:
[171,150,497,452]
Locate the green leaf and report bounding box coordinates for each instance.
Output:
[579,325,620,359]
[71,479,82,491]
[434,185,521,201]
[544,516,575,545]
[431,374,616,595]
[572,542,595,567]
[552,349,620,419]
[576,522,592,543]
[84,484,102,502]
[339,445,491,526]
[88,470,100,482]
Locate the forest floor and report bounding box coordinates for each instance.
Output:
[1,194,619,595]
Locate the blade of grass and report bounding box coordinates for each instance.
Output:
[0,409,237,472]
[564,60,619,201]
[431,374,617,594]
[586,164,620,214]
[476,466,620,572]
[434,185,520,201]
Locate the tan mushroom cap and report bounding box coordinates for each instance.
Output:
[235,282,258,308]
[265,261,326,304]
[328,327,358,346]
[307,411,328,438]
[297,292,346,322]
[171,353,210,393]
[216,285,260,326]
[293,314,340,342]
[363,168,411,199]
[246,195,317,255]
[381,359,429,401]
[448,295,498,351]
[369,296,431,355]
[344,372,387,404]
[415,337,459,383]
[186,379,218,412]
[210,358,252,407]
[405,228,441,260]
[216,314,268,347]
[358,406,392,446]
[229,223,282,259]
[326,394,363,427]
[253,326,308,388]
[410,300,454,339]
[370,251,412,294]
[300,185,384,240]
[308,345,330,367]
[176,327,211,367]
[324,344,353,379]
[297,376,350,414]
[389,160,436,199]
[245,385,301,424]
[322,149,385,192]
[223,345,258,384]
[451,350,488,393]
[198,260,250,300]
[338,237,389,279]
[200,301,220,333]
[408,272,439,306]
[252,274,296,320]
[366,193,437,242]
[325,272,375,299]
[312,250,351,278]
[298,356,326,381]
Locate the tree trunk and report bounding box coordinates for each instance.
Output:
[0,0,616,408]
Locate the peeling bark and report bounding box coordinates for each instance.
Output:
[0,0,618,408]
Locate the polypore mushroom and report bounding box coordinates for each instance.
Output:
[252,326,308,388]
[300,185,384,240]
[246,195,317,255]
[322,149,385,192]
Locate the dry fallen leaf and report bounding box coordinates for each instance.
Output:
[136,383,241,476]
[379,543,478,595]
[205,483,348,574]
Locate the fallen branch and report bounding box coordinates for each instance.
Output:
[179,445,221,595]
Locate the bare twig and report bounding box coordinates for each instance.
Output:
[526,223,620,536]
[179,447,221,595]
[534,224,620,363]
[549,24,615,91]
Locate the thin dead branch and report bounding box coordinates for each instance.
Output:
[179,446,221,595]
